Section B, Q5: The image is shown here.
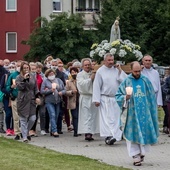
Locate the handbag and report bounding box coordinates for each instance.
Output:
[0,90,4,102]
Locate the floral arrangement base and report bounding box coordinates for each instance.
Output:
[90,39,143,64]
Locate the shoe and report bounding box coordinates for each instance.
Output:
[74,133,81,137]
[68,126,73,132]
[27,136,31,141]
[105,136,111,144]
[29,130,37,137]
[163,127,169,134]
[105,137,116,145]
[140,155,145,162]
[10,129,15,136]
[6,129,12,136]
[74,134,78,137]
[85,134,94,141]
[133,155,142,166]
[63,119,66,124]
[85,137,94,141]
[0,128,6,133]
[50,132,59,137]
[45,129,49,133]
[133,161,141,166]
[109,137,116,145]
[40,130,47,135]
[58,131,63,134]
[23,139,28,143]
[14,134,20,140]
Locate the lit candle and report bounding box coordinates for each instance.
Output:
[52,83,57,95]
[125,87,133,95]
[12,79,16,85]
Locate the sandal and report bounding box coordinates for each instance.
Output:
[67,126,73,132]
[23,139,28,143]
[50,132,59,137]
[133,155,141,166]
[133,161,141,166]
[140,155,145,162]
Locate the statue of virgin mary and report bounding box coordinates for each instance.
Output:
[110,17,121,43]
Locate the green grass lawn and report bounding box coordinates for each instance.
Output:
[0,137,130,170]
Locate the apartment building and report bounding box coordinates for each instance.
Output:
[0,0,40,61]
[41,0,100,29]
[0,0,100,61]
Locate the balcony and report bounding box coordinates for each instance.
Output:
[75,8,100,13]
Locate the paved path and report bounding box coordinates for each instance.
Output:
[3,124,170,170]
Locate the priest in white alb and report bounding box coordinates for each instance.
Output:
[77,58,99,141]
[92,53,127,145]
[141,54,162,106]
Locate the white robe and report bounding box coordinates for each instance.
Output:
[92,65,127,141]
[126,140,150,157]
[141,67,163,106]
[76,70,99,134]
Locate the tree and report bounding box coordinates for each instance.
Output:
[22,13,98,62]
[95,0,170,65]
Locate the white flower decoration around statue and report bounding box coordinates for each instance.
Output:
[90,39,143,63]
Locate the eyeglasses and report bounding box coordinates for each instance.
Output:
[145,60,151,62]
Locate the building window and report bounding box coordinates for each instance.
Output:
[6,32,17,53]
[53,0,62,12]
[78,0,86,10]
[76,0,100,12]
[88,0,92,9]
[6,0,17,11]
[94,0,100,11]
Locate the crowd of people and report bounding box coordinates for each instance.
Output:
[0,53,169,166]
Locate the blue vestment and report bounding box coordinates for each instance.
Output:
[116,74,159,145]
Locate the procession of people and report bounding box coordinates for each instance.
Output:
[0,52,168,166]
[0,17,169,167]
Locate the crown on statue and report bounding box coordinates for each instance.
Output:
[116,16,120,21]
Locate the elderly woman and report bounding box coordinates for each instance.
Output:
[40,69,66,137]
[16,61,39,142]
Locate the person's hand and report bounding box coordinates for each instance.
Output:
[24,73,30,79]
[90,73,95,81]
[51,88,55,92]
[35,98,41,105]
[95,102,100,107]
[11,84,16,89]
[58,91,62,96]
[126,95,131,100]
[72,90,77,94]
[115,64,122,72]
